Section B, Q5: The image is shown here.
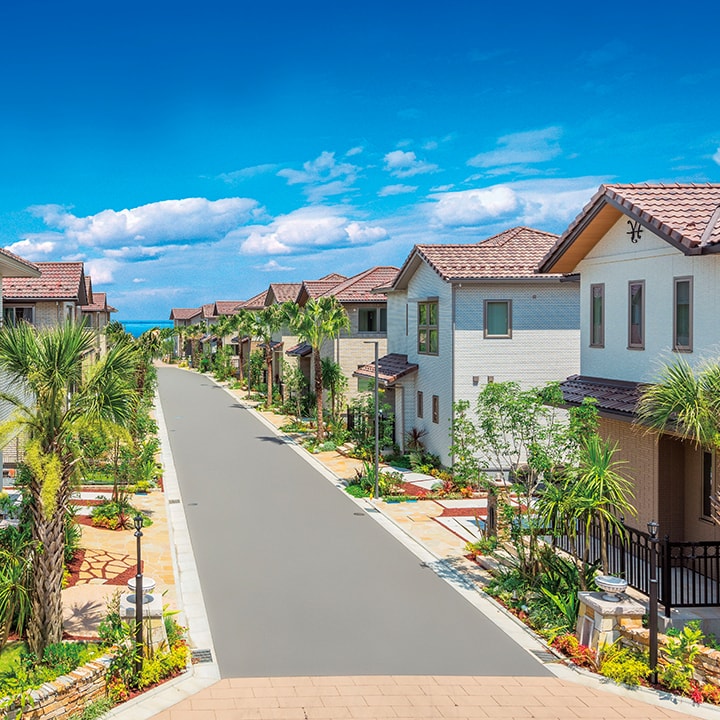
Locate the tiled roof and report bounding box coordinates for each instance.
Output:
[215,301,244,316]
[353,353,418,386]
[318,266,399,303]
[559,375,645,419]
[268,283,302,304]
[317,273,347,283]
[285,342,312,357]
[170,308,201,321]
[239,290,268,311]
[0,247,40,276]
[3,262,86,302]
[301,278,345,300]
[200,303,216,320]
[84,277,94,305]
[81,291,108,313]
[392,227,561,288]
[540,183,720,272]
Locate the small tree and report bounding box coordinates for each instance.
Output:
[250,306,285,407]
[284,297,350,442]
[321,357,347,425]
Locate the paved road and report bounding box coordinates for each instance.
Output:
[157,366,548,679]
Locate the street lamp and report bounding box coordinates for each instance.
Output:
[647,519,659,685]
[364,341,380,499]
[134,514,144,674]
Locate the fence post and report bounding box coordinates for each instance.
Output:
[662,535,672,618]
[619,518,626,579]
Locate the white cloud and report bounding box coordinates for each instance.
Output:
[713,147,720,165]
[217,164,278,183]
[234,206,387,256]
[104,245,166,261]
[254,259,295,272]
[430,186,519,226]
[467,127,563,169]
[26,197,262,250]
[384,150,439,178]
[428,177,604,228]
[85,258,120,284]
[277,151,359,199]
[132,278,146,283]
[346,146,364,157]
[378,184,418,197]
[6,237,57,259]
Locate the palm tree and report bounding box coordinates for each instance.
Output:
[321,357,346,424]
[572,435,636,575]
[228,309,254,386]
[637,358,720,449]
[250,305,285,407]
[284,297,350,442]
[0,321,138,655]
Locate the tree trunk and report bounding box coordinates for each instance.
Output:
[314,350,324,443]
[266,349,273,407]
[27,501,66,656]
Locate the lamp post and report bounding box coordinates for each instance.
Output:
[647,519,659,685]
[364,341,380,499]
[134,514,144,674]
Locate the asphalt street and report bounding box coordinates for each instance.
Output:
[157,366,549,678]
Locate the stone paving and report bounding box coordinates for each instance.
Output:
[149,675,695,720]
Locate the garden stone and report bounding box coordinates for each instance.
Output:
[576,591,645,652]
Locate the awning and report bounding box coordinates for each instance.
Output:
[353,353,418,387]
[559,375,646,419]
[286,342,312,357]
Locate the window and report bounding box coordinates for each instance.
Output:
[703,451,714,519]
[628,281,645,349]
[3,306,34,326]
[432,395,439,424]
[417,300,438,354]
[674,277,692,352]
[358,307,387,333]
[484,300,511,338]
[590,284,604,347]
[417,391,424,419]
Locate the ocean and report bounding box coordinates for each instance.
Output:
[120,320,174,338]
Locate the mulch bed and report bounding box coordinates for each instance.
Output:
[71,499,106,507]
[64,549,86,588]
[106,563,140,587]
[438,507,488,517]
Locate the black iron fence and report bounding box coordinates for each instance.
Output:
[555,518,720,616]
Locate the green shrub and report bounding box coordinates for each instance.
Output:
[345,484,369,498]
[599,642,650,686]
[69,697,114,720]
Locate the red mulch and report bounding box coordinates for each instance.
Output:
[75,515,95,527]
[64,549,86,588]
[72,499,106,507]
[400,482,430,496]
[438,507,488,517]
[106,563,141,587]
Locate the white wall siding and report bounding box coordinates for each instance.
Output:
[405,263,454,465]
[386,290,408,355]
[577,216,720,383]
[454,281,580,403]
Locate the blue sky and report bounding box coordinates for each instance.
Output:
[1,1,719,320]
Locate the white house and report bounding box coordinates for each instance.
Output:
[539,183,720,543]
[356,226,581,465]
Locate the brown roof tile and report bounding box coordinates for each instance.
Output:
[170,308,201,321]
[285,342,312,357]
[239,290,268,310]
[3,262,86,302]
[559,375,645,418]
[215,301,244,316]
[540,183,720,272]
[353,353,418,386]
[392,227,561,288]
[81,291,108,313]
[318,266,399,303]
[267,283,302,304]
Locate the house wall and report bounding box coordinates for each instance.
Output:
[396,262,454,465]
[598,417,658,531]
[577,215,720,383]
[34,301,76,329]
[453,280,579,399]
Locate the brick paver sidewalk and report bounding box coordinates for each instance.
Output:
[150,675,693,719]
